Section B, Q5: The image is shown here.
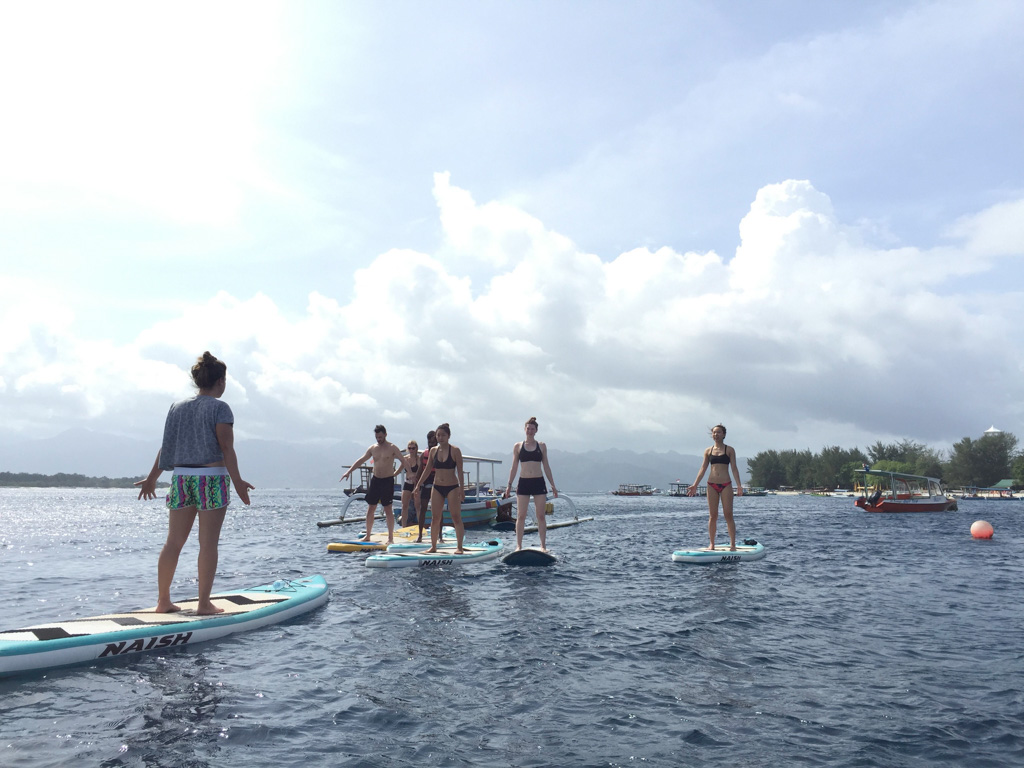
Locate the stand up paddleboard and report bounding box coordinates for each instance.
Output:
[327,525,453,553]
[365,540,503,568]
[502,547,557,566]
[382,528,463,552]
[0,575,329,678]
[671,540,766,564]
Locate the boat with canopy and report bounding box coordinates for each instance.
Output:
[853,469,957,513]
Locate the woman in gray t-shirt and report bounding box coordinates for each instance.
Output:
[136,352,254,615]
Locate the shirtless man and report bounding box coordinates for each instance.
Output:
[340,425,410,544]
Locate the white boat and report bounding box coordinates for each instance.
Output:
[668,481,704,497]
[954,485,1019,500]
[325,455,514,528]
[613,484,653,496]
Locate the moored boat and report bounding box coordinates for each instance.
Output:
[331,455,513,528]
[854,469,957,513]
[954,483,1019,500]
[667,481,704,497]
[613,484,653,496]
[424,496,505,527]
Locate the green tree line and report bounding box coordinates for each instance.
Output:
[747,432,1024,490]
[0,472,156,488]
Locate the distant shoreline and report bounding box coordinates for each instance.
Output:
[0,472,167,489]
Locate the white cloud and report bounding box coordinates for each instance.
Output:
[946,199,1024,257]
[517,0,1024,259]
[3,176,1023,456]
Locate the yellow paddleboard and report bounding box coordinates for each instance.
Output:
[328,525,427,553]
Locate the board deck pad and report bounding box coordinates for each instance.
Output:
[502,547,557,566]
[1,592,288,642]
[0,575,329,678]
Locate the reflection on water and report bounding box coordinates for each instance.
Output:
[120,654,229,767]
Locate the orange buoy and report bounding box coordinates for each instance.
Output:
[971,520,994,539]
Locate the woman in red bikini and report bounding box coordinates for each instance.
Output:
[688,424,743,550]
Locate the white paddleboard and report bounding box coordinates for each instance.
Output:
[0,575,329,678]
[365,539,503,568]
[671,540,766,564]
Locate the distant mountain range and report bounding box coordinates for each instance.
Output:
[0,429,748,492]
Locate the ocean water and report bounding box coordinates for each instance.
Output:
[2,488,1023,767]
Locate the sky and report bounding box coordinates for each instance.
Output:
[1,0,1023,462]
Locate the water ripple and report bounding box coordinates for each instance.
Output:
[3,489,1024,765]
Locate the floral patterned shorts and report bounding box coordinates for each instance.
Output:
[166,468,231,511]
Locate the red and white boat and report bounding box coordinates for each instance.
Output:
[854,469,957,513]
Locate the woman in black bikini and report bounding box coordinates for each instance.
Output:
[503,416,558,552]
[413,423,465,554]
[688,424,743,550]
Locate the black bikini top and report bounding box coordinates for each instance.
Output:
[434,447,457,470]
[519,442,542,463]
[709,446,730,465]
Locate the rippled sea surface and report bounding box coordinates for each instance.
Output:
[2,488,1024,767]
